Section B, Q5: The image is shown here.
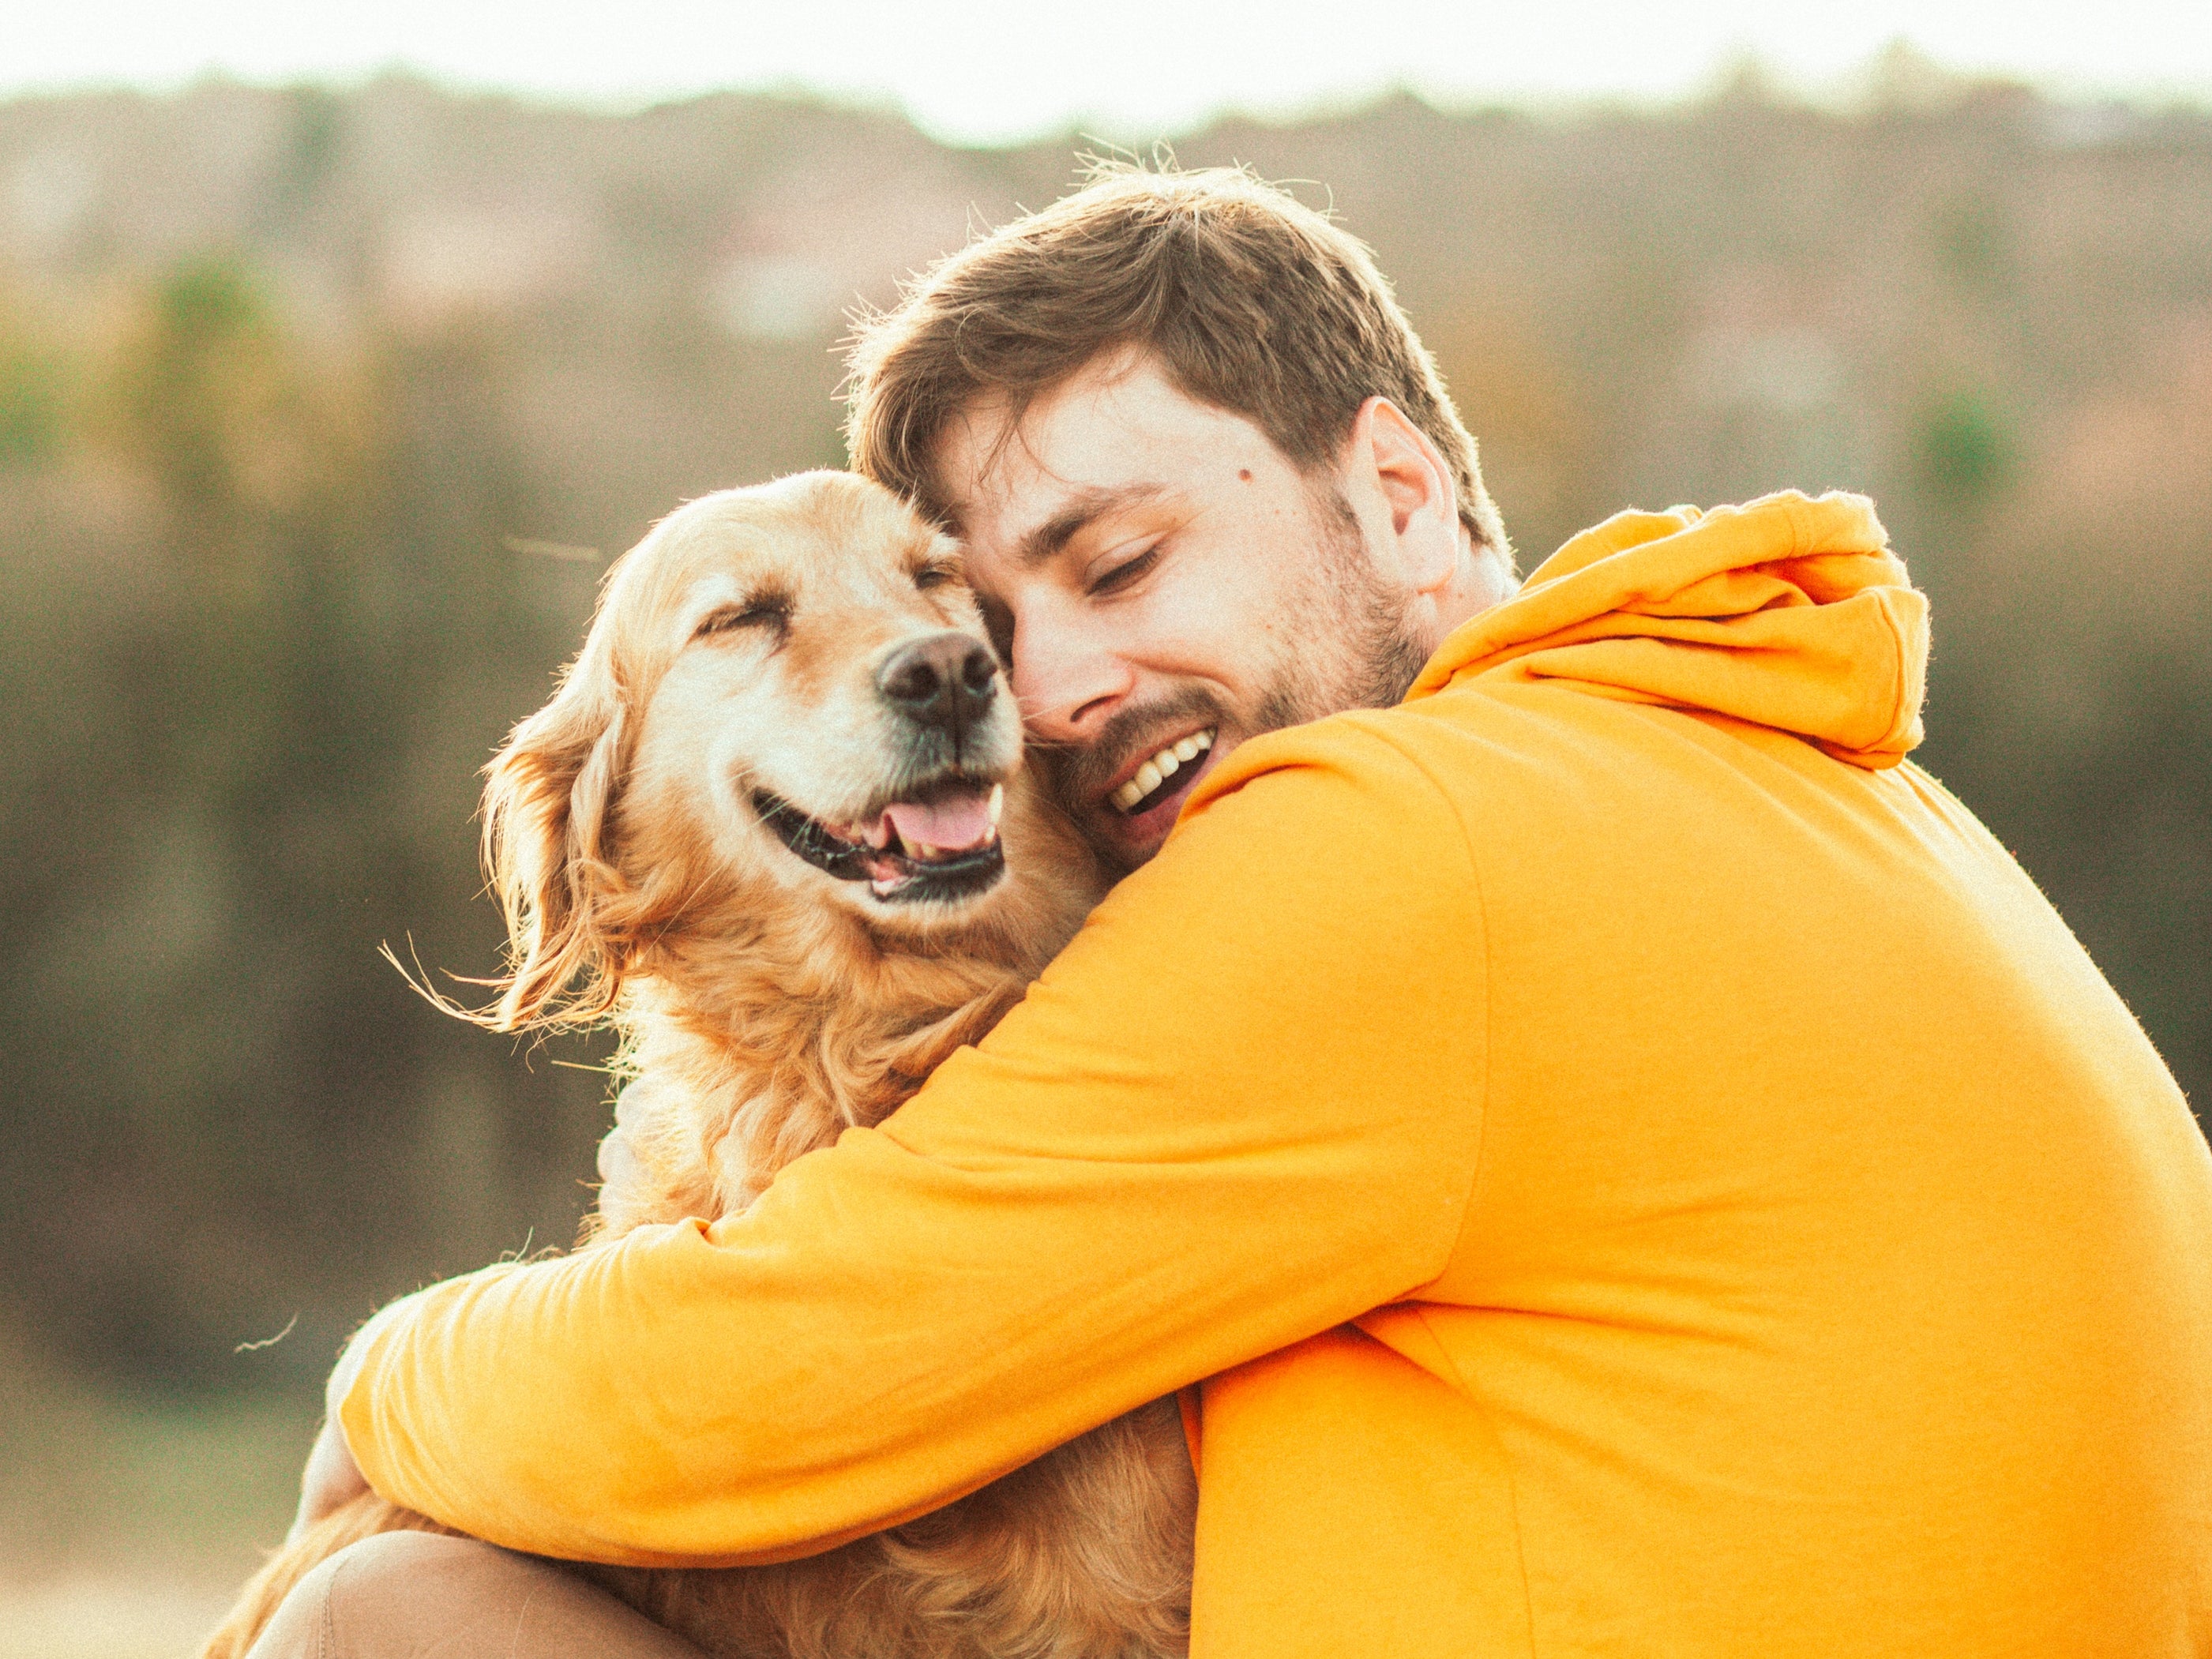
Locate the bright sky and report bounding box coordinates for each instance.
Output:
[9,0,2210,145]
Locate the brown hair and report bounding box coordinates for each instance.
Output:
[843,162,1510,562]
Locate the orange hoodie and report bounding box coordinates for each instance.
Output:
[345,491,2212,1656]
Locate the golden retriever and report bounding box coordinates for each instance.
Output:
[201,471,1197,1659]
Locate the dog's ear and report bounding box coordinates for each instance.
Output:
[480,632,637,1032]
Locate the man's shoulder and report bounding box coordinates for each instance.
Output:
[1178,704,1474,840]
[1192,676,1652,820]
[1188,670,1979,910]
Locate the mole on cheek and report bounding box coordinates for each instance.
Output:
[1238,469,1252,482]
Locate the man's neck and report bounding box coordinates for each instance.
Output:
[1426,536,1519,649]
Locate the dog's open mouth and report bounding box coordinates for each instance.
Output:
[753,780,1007,903]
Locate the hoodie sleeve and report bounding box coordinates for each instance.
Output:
[339,718,1488,1565]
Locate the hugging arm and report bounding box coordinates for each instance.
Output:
[338,722,1487,1566]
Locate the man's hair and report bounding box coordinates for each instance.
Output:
[843,163,1511,564]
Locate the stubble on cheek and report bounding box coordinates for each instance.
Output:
[1033,483,1433,865]
[1258,484,1435,726]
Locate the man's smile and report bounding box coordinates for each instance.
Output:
[1086,723,1227,859]
[1107,727,1215,816]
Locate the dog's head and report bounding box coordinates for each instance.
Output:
[479,471,1095,1030]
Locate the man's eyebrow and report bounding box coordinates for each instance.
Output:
[1015,484,1174,571]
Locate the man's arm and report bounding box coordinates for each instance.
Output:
[340,716,1489,1565]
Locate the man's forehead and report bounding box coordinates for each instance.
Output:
[929,356,1267,550]
[926,393,1034,539]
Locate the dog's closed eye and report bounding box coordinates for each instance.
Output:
[696,597,791,641]
[913,563,959,592]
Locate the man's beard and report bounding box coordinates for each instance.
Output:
[1257,482,1436,728]
[1043,482,1435,867]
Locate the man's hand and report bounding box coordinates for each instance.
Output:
[290,1293,419,1541]
[287,1108,645,1542]
[291,1411,368,1540]
[595,1073,662,1218]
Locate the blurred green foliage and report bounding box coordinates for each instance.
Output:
[1918,388,2015,502]
[115,259,275,516]
[0,79,2204,1553]
[0,342,66,462]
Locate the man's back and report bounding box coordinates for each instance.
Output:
[1193,492,2212,1654]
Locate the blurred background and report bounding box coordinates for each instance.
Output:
[2,3,2208,1652]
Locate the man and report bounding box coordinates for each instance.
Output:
[263,167,2212,1657]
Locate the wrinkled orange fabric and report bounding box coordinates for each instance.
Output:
[346,492,2212,1656]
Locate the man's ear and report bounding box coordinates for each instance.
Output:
[1344,396,1460,596]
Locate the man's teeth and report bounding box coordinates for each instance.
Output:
[1111,729,1215,814]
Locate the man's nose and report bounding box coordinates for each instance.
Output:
[1005,600,1134,745]
[877,631,998,738]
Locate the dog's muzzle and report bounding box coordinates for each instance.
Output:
[753,779,1007,904]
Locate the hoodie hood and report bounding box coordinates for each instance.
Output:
[1409,490,1928,770]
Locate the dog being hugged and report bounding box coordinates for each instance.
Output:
[201,471,1199,1659]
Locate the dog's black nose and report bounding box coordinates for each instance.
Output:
[877,632,997,735]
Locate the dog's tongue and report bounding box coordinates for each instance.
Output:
[884,792,993,856]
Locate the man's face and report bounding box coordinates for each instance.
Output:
[932,353,1434,875]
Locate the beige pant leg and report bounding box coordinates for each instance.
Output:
[246,1530,704,1658]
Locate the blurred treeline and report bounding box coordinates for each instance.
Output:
[2,63,2206,1424]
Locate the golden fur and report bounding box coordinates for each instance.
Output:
[201,471,1196,1659]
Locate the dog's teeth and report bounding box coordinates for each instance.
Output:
[914,841,938,860]
[987,784,1004,827]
